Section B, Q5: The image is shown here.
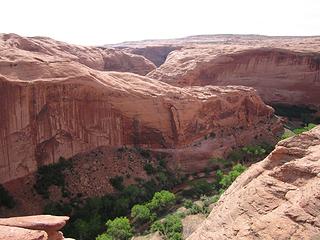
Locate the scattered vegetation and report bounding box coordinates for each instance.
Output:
[281,123,317,140]
[41,146,249,240]
[0,184,15,209]
[34,157,72,198]
[217,164,247,190]
[97,217,133,240]
[181,179,213,198]
[227,143,273,164]
[151,214,183,240]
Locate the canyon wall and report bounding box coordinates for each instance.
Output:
[0,41,281,183]
[0,33,156,75]
[188,126,320,240]
[148,46,320,109]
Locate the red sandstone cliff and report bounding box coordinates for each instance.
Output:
[188,126,320,240]
[0,33,156,75]
[0,35,282,183]
[148,45,320,110]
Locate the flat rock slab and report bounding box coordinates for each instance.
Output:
[0,225,47,240]
[0,215,69,231]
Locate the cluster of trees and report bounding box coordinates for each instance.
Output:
[94,162,248,240]
[44,152,184,240]
[96,190,176,240]
[34,157,72,198]
[38,146,250,240]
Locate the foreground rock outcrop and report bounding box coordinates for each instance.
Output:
[188,125,320,240]
[0,215,70,240]
[0,34,282,183]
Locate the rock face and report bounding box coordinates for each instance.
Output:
[188,126,320,240]
[0,215,70,240]
[0,33,156,75]
[0,35,282,183]
[148,44,320,110]
[123,46,181,67]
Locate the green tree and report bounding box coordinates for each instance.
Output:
[131,204,152,223]
[105,217,133,240]
[147,190,176,212]
[151,214,183,240]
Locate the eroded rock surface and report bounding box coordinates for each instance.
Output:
[0,215,70,240]
[0,33,156,75]
[188,126,320,240]
[0,36,282,183]
[125,35,320,110]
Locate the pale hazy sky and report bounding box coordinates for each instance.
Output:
[1,0,319,46]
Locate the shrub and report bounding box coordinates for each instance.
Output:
[151,214,183,240]
[144,163,155,175]
[136,147,151,159]
[241,145,266,156]
[281,124,317,140]
[34,157,71,198]
[281,131,295,140]
[109,176,124,191]
[0,184,15,209]
[183,199,193,209]
[96,233,112,240]
[105,217,133,240]
[131,204,152,223]
[147,190,176,212]
[219,164,246,189]
[293,123,317,134]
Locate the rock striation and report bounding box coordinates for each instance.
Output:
[0,35,282,183]
[148,45,320,110]
[0,215,71,240]
[188,125,320,240]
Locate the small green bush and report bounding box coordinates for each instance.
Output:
[109,176,124,191]
[219,164,246,189]
[151,214,183,240]
[144,163,155,175]
[131,204,152,223]
[147,190,176,212]
[105,217,133,240]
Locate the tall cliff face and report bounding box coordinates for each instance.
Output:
[0,43,282,183]
[0,33,156,75]
[188,126,320,240]
[148,46,320,109]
